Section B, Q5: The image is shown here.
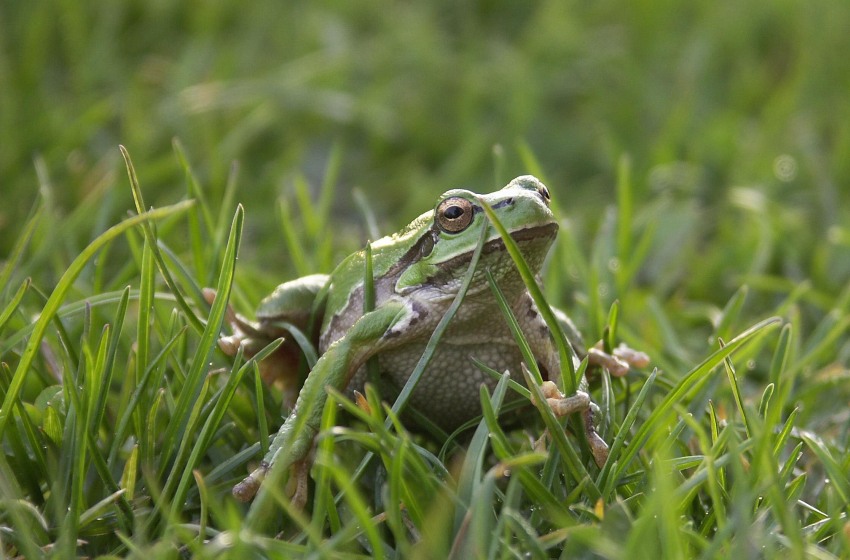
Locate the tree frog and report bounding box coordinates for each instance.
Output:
[211,175,647,504]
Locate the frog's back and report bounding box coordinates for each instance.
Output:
[256,273,329,328]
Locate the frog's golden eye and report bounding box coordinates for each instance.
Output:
[436,197,474,233]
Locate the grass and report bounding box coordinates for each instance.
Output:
[2,0,850,558]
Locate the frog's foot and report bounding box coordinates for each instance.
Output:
[232,459,311,509]
[288,459,310,511]
[587,342,650,377]
[540,380,590,416]
[540,381,608,468]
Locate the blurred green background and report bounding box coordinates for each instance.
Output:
[3,0,850,302]
[6,2,850,555]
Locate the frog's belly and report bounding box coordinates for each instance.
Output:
[349,342,527,431]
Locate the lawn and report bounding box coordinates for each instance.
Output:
[2,0,850,558]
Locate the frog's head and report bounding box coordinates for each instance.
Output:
[395,175,558,298]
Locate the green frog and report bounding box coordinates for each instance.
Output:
[211,175,647,504]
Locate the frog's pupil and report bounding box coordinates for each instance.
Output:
[445,205,464,220]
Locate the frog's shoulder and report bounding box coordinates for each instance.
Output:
[370,209,433,269]
[324,210,432,319]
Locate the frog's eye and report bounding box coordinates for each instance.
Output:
[436,197,474,233]
[538,184,551,205]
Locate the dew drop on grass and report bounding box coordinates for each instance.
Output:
[773,155,797,182]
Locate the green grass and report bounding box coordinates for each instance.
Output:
[3,0,850,558]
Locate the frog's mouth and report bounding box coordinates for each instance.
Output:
[502,222,559,245]
[469,221,559,256]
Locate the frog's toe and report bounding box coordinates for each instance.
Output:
[587,346,631,377]
[583,408,609,468]
[288,459,310,511]
[203,287,239,326]
[218,333,244,357]
[547,391,591,417]
[588,342,650,376]
[613,343,650,369]
[233,461,269,502]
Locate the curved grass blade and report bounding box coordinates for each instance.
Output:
[0,277,30,332]
[611,317,780,482]
[0,200,194,436]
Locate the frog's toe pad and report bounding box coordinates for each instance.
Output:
[232,462,269,502]
[539,381,591,417]
[614,344,650,369]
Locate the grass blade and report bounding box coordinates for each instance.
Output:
[0,200,194,436]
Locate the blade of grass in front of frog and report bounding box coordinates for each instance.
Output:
[363,242,381,386]
[342,213,492,493]
[477,197,578,393]
[479,197,603,488]
[484,269,543,384]
[486,271,597,492]
[386,214,491,422]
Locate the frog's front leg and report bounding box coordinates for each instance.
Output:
[233,300,409,502]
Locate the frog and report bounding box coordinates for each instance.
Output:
[209,175,648,504]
